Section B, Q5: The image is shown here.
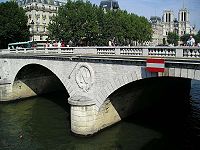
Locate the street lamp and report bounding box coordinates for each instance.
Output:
[30,20,34,47]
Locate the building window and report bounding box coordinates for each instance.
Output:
[184,12,186,21]
[166,32,168,35]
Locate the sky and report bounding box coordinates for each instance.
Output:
[0,0,200,30]
[90,0,200,30]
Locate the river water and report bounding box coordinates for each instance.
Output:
[0,80,200,150]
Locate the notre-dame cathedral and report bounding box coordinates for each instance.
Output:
[150,8,197,46]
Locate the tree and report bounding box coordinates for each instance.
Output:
[48,0,152,46]
[0,1,30,49]
[167,32,179,46]
[194,30,200,44]
[48,0,100,46]
[180,34,191,45]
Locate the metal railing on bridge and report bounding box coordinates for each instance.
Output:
[1,46,200,58]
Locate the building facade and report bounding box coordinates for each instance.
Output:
[99,0,119,11]
[17,0,65,43]
[150,16,164,46]
[150,8,197,46]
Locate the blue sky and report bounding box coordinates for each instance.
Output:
[1,0,200,30]
[90,0,200,30]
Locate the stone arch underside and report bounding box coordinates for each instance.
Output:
[10,63,71,100]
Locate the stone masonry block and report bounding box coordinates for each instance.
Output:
[129,73,135,82]
[72,110,87,117]
[188,69,195,79]
[72,120,87,127]
[126,73,133,83]
[107,82,114,94]
[86,115,95,122]
[181,68,188,78]
[195,70,200,80]
[101,88,108,98]
[114,77,121,89]
[175,68,181,77]
[122,75,129,84]
[109,80,117,92]
[169,68,175,77]
[102,86,111,96]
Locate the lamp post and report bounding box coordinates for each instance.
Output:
[30,20,34,47]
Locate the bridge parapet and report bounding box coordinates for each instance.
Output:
[2,46,200,58]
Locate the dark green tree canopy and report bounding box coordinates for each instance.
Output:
[167,32,179,46]
[180,34,191,45]
[0,1,30,49]
[48,0,152,46]
[194,30,200,44]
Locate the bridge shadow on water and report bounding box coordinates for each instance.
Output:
[108,77,199,150]
[40,92,70,113]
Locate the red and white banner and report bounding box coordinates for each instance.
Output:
[146,58,165,72]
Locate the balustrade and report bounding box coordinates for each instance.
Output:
[97,48,115,55]
[148,48,176,57]
[183,48,200,58]
[1,46,200,59]
[60,48,74,54]
[120,48,143,56]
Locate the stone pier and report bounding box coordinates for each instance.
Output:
[0,83,13,101]
[71,99,121,135]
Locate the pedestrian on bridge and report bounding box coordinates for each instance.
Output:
[187,35,195,47]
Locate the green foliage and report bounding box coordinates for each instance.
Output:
[0,1,30,49]
[194,30,200,44]
[167,32,179,46]
[180,34,191,45]
[48,0,152,46]
[48,0,100,46]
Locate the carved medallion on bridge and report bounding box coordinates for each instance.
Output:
[75,63,94,92]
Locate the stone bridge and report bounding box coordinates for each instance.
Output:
[0,46,200,135]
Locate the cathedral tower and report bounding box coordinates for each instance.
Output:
[162,10,174,37]
[178,8,190,35]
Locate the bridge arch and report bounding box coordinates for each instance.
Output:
[96,71,141,107]
[96,67,200,109]
[94,76,192,131]
[11,63,71,100]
